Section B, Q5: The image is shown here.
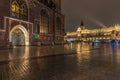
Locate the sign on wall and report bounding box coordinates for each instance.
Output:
[34,34,39,40]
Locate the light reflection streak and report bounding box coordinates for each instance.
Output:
[8,60,30,79]
[7,47,30,79]
[37,48,41,57]
[76,43,91,62]
[9,46,30,60]
[76,43,81,53]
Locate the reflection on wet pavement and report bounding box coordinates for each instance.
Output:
[1,43,120,80]
[0,42,94,62]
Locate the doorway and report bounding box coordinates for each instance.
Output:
[9,25,29,46]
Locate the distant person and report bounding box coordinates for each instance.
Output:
[110,30,118,48]
[92,40,95,47]
[66,40,71,47]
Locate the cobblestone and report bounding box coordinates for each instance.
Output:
[0,43,120,80]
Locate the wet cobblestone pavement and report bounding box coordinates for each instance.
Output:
[0,43,93,62]
[1,43,120,80]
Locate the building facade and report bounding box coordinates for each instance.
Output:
[65,21,120,42]
[0,0,64,46]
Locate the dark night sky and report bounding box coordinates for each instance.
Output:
[62,0,120,32]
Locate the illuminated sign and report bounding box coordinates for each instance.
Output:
[34,34,39,40]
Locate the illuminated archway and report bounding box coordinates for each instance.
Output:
[9,25,29,46]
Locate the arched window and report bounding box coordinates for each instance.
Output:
[11,0,28,20]
[20,4,27,20]
[40,10,49,33]
[55,17,61,35]
[12,1,19,18]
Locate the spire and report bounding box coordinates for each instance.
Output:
[80,20,84,26]
[80,20,85,30]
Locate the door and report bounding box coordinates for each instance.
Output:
[12,29,25,46]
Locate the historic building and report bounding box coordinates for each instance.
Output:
[0,0,64,46]
[65,21,120,42]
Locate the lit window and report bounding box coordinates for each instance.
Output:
[40,10,49,33]
[11,0,28,20]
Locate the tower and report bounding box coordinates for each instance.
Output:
[80,20,85,30]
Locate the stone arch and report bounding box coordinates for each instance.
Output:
[9,25,29,46]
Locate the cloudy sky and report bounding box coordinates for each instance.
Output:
[62,0,120,32]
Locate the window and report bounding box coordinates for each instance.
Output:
[20,4,27,19]
[55,17,61,35]
[40,10,49,33]
[11,0,28,20]
[36,24,40,34]
[12,1,19,18]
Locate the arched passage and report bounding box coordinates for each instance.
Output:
[9,25,29,46]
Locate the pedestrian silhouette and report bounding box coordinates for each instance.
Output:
[92,41,95,48]
[110,30,118,47]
